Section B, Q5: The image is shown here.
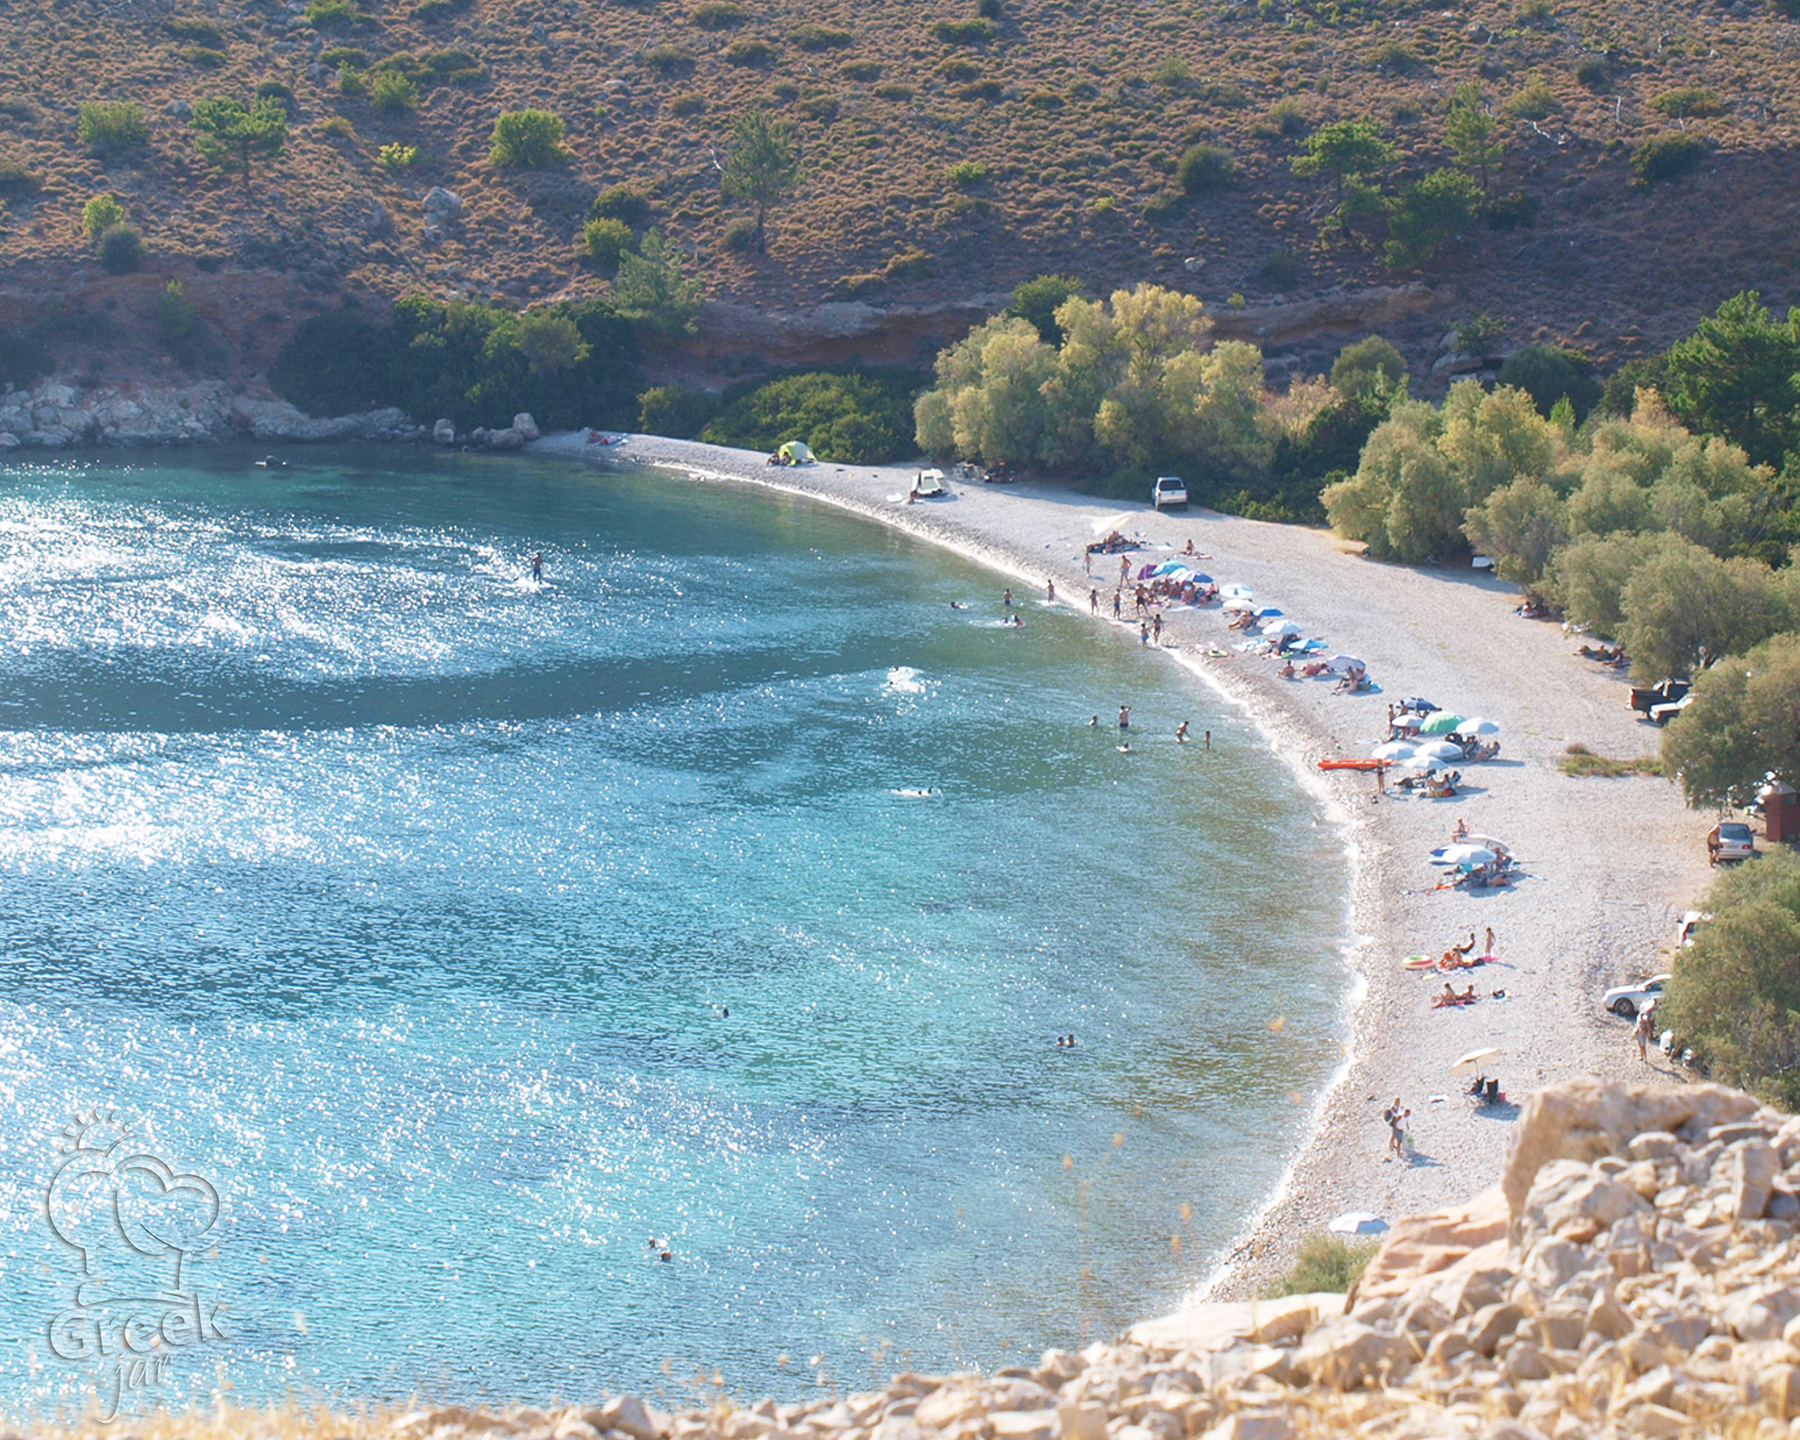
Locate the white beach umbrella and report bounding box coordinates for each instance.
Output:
[1221,583,1255,600]
[1459,717,1501,735]
[1400,756,1444,774]
[1221,597,1254,612]
[1262,620,1302,637]
[1438,844,1496,866]
[1090,511,1135,535]
[1417,739,1465,762]
[1391,713,1422,731]
[1451,1046,1503,1073]
[1327,1212,1389,1236]
[1373,741,1416,761]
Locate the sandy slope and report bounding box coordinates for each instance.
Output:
[529,430,1715,1300]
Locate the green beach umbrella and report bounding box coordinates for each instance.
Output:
[1419,711,1463,735]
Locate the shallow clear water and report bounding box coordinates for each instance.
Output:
[0,450,1347,1418]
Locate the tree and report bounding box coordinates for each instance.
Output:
[1006,273,1084,345]
[1383,168,1482,268]
[1497,344,1603,421]
[1444,82,1502,192]
[1660,633,1800,809]
[1462,475,1567,591]
[1656,845,1800,1110]
[1330,335,1408,405]
[719,109,799,248]
[610,229,703,334]
[1660,291,1800,470]
[1291,118,1394,201]
[1617,533,1784,683]
[514,311,590,376]
[190,96,288,180]
[488,109,567,169]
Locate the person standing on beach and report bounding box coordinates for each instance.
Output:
[1084,551,1092,577]
[1484,926,1496,957]
[1151,613,1163,644]
[1112,591,1122,620]
[1046,579,1055,603]
[1385,1100,1410,1157]
[1635,1006,1655,1062]
[1089,588,1099,615]
[1120,555,1130,583]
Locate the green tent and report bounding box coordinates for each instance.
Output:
[778,440,815,465]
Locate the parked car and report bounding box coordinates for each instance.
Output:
[1152,475,1188,510]
[1630,678,1690,717]
[1650,693,1694,725]
[1675,910,1711,948]
[1707,820,1757,864]
[1603,972,1671,1019]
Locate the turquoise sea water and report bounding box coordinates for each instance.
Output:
[0,450,1347,1418]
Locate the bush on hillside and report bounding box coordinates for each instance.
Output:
[638,384,720,438]
[689,1,746,27]
[97,222,144,273]
[489,109,567,168]
[1006,272,1083,344]
[1176,142,1233,194]
[0,160,42,196]
[791,23,852,49]
[1260,1234,1381,1298]
[82,193,126,238]
[1650,87,1723,119]
[77,101,150,152]
[723,39,777,65]
[580,216,632,267]
[1496,343,1601,420]
[369,70,419,113]
[700,368,921,463]
[933,17,995,43]
[1632,132,1707,184]
[592,185,653,228]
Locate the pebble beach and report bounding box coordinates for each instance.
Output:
[529,430,1716,1301]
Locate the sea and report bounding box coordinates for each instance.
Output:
[0,449,1349,1419]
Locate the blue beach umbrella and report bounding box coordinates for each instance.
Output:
[1253,606,1284,617]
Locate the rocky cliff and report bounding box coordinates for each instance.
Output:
[357,1081,1800,1440]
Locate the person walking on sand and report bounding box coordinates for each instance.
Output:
[1112,590,1122,620]
[1119,555,1130,582]
[1151,613,1163,644]
[1636,1005,1655,1062]
[1089,588,1099,615]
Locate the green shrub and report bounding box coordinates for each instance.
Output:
[378,142,420,169]
[958,79,1003,101]
[721,216,758,251]
[840,60,881,80]
[1576,59,1608,90]
[1481,189,1538,230]
[638,383,720,436]
[1141,189,1185,221]
[1631,132,1706,184]
[938,56,980,80]
[319,46,370,68]
[1650,87,1724,119]
[592,184,653,226]
[489,108,567,168]
[1176,141,1234,193]
[800,94,840,123]
[190,95,289,177]
[156,279,198,342]
[791,24,852,49]
[945,159,988,187]
[303,0,360,26]
[1026,89,1064,109]
[1515,0,1557,25]
[97,222,144,273]
[641,44,696,73]
[338,68,368,97]
[1502,77,1556,120]
[1253,247,1299,288]
[370,70,419,112]
[1371,40,1420,71]
[77,101,149,152]
[934,17,996,43]
[82,192,126,237]
[700,367,921,463]
[1265,97,1307,137]
[580,216,632,266]
[165,15,223,44]
[1153,56,1192,91]
[414,0,467,20]
[188,47,228,69]
[668,93,707,116]
[0,329,52,389]
[1453,312,1505,354]
[1557,743,1657,777]
[689,1,745,27]
[257,81,296,106]
[873,83,914,101]
[1259,1234,1381,1299]
[318,115,357,140]
[1496,342,1601,420]
[0,160,42,196]
[1007,272,1083,343]
[723,38,777,65]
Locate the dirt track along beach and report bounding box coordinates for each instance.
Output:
[532,430,1715,1301]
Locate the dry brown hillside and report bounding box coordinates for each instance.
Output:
[2,0,1798,391]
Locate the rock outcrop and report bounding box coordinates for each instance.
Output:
[364,1082,1800,1440]
[0,377,427,448]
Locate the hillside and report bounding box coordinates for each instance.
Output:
[2,0,1799,393]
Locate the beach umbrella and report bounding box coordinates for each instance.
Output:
[1189,573,1213,585]
[1451,1046,1503,1073]
[1262,620,1302,637]
[1327,1212,1389,1236]
[1089,511,1135,535]
[1137,563,1156,580]
[1417,739,1464,761]
[1464,834,1511,854]
[1400,757,1444,775]
[1419,711,1464,735]
[1253,606,1284,617]
[1326,654,1365,674]
[1438,844,1496,867]
[1459,717,1501,735]
[1151,559,1185,576]
[1373,741,1415,761]
[1391,713,1422,731]
[1401,697,1439,714]
[1221,597,1253,612]
[1221,583,1254,600]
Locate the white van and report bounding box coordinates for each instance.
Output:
[1152,476,1188,510]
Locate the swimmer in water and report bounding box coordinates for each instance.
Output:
[1010,613,1023,627]
[1176,721,1190,743]
[950,601,967,610]
[1117,742,1131,753]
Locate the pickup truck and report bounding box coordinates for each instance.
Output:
[1630,678,1689,717]
[1152,476,1188,510]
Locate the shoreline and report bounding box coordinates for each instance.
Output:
[531,429,1715,1302]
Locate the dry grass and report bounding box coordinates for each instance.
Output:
[0,0,1798,385]
[1558,742,1661,777]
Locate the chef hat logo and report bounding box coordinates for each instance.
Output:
[47,1111,220,1301]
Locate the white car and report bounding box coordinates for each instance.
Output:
[1675,911,1710,948]
[1603,972,1671,1019]
[1650,693,1694,725]
[1708,821,1756,865]
[1152,475,1188,510]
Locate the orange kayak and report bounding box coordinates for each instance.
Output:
[1317,758,1388,772]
